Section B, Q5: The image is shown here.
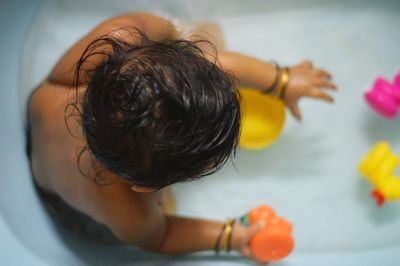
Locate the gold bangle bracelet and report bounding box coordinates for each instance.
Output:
[214,223,226,255]
[226,219,236,252]
[222,219,235,252]
[271,70,282,98]
[278,67,290,99]
[264,61,280,93]
[272,67,289,99]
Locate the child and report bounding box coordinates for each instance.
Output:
[27,12,336,262]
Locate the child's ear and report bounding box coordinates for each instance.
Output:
[130,184,157,193]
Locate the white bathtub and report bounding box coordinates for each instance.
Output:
[2,0,400,265]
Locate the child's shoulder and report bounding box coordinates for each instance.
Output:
[77,177,165,244]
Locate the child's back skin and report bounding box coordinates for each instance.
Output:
[29,12,336,261]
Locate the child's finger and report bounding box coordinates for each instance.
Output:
[247,220,265,239]
[241,246,252,257]
[314,69,332,80]
[241,247,267,265]
[309,89,334,103]
[241,243,268,264]
[315,79,337,90]
[301,60,313,69]
[289,104,302,121]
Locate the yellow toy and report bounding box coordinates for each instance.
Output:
[358,142,400,206]
[239,88,285,149]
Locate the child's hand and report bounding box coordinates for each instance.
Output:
[284,60,337,121]
[231,220,266,263]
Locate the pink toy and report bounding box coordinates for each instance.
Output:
[365,72,400,119]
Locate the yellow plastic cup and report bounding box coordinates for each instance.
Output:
[239,88,285,149]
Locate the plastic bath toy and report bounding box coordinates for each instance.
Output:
[358,142,400,206]
[364,72,400,119]
[240,205,294,262]
[239,88,285,149]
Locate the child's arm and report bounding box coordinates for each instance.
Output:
[135,215,229,254]
[154,215,262,256]
[86,182,261,258]
[216,51,337,120]
[113,213,262,257]
[48,12,179,86]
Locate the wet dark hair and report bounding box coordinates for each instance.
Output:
[70,29,241,189]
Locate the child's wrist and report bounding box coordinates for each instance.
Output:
[264,62,290,100]
[275,67,290,99]
[231,222,248,252]
[264,61,280,93]
[215,218,247,254]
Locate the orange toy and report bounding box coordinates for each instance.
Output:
[241,205,294,262]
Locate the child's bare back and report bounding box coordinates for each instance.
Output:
[29,80,171,246]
